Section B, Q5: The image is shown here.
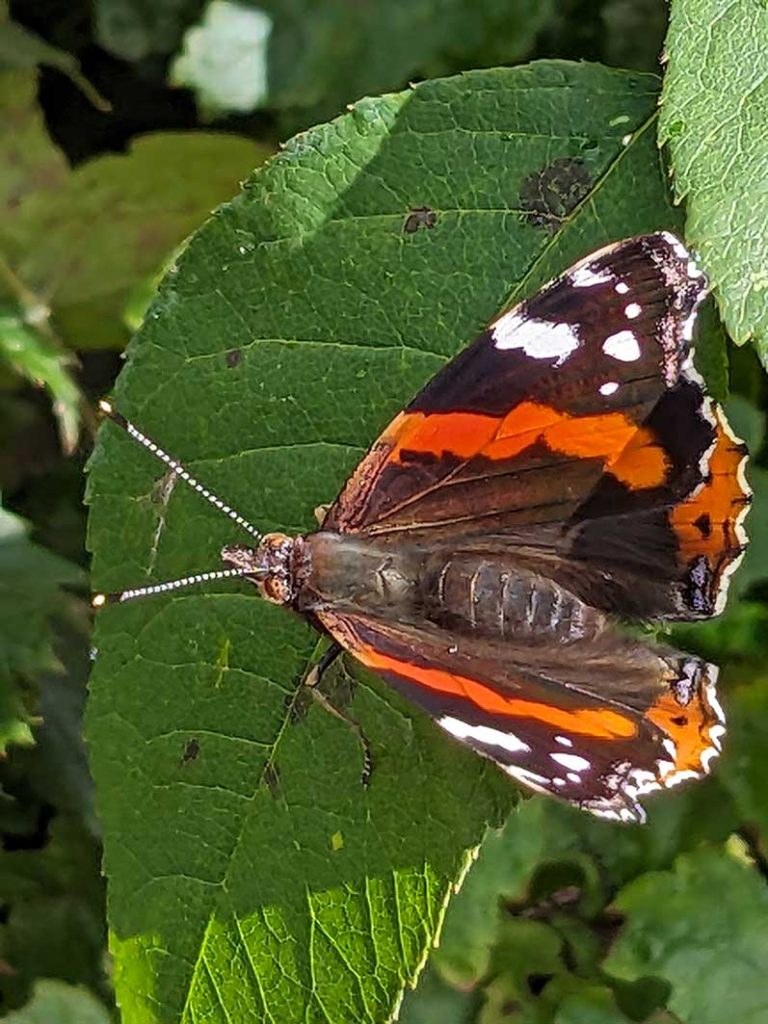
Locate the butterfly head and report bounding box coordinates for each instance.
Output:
[221,533,298,606]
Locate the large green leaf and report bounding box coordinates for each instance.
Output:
[605,849,768,1024]
[0,69,271,351]
[88,61,694,1024]
[659,0,768,366]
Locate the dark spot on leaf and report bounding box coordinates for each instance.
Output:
[403,206,437,234]
[264,762,280,796]
[519,158,592,234]
[182,738,200,765]
[226,348,242,368]
[694,513,712,537]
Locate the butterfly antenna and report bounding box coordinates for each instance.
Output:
[98,399,261,539]
[92,566,263,608]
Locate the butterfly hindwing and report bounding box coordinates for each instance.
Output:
[316,608,724,823]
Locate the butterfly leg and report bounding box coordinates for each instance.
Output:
[304,642,374,787]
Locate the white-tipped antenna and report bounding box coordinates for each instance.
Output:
[92,566,262,607]
[98,399,260,539]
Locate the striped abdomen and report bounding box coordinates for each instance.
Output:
[422,552,605,644]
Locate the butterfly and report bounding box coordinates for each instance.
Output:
[96,232,750,823]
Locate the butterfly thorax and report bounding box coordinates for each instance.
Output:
[294,532,606,645]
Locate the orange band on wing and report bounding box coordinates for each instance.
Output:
[358,646,637,740]
[385,403,667,489]
[645,689,717,774]
[671,412,749,566]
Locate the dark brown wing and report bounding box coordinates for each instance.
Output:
[316,608,724,823]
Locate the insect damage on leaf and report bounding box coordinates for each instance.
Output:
[519,157,593,233]
[403,206,438,233]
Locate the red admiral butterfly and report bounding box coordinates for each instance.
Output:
[95,232,750,823]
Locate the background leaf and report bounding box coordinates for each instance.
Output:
[659,0,768,366]
[4,979,111,1024]
[0,1,109,111]
[99,0,555,124]
[86,59,707,1024]
[0,506,82,754]
[0,309,81,453]
[0,69,272,352]
[605,849,768,1024]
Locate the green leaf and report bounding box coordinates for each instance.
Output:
[554,985,635,1024]
[0,2,109,111]
[717,674,768,845]
[433,776,737,989]
[733,466,768,595]
[659,0,768,366]
[100,0,553,120]
[4,979,111,1024]
[24,608,99,836]
[479,918,564,1022]
[601,0,668,73]
[0,308,81,453]
[264,0,555,127]
[398,966,475,1024]
[87,61,694,1024]
[0,819,107,1010]
[95,0,205,61]
[0,506,82,755]
[0,69,271,350]
[605,849,768,1024]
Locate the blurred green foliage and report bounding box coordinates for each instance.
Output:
[1,0,767,1022]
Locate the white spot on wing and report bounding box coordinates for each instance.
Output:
[551,752,591,772]
[492,313,580,365]
[503,764,551,793]
[555,735,573,747]
[439,716,531,755]
[603,330,641,362]
[570,265,613,288]
[599,381,619,396]
[615,281,629,295]
[624,302,642,319]
[687,259,704,279]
